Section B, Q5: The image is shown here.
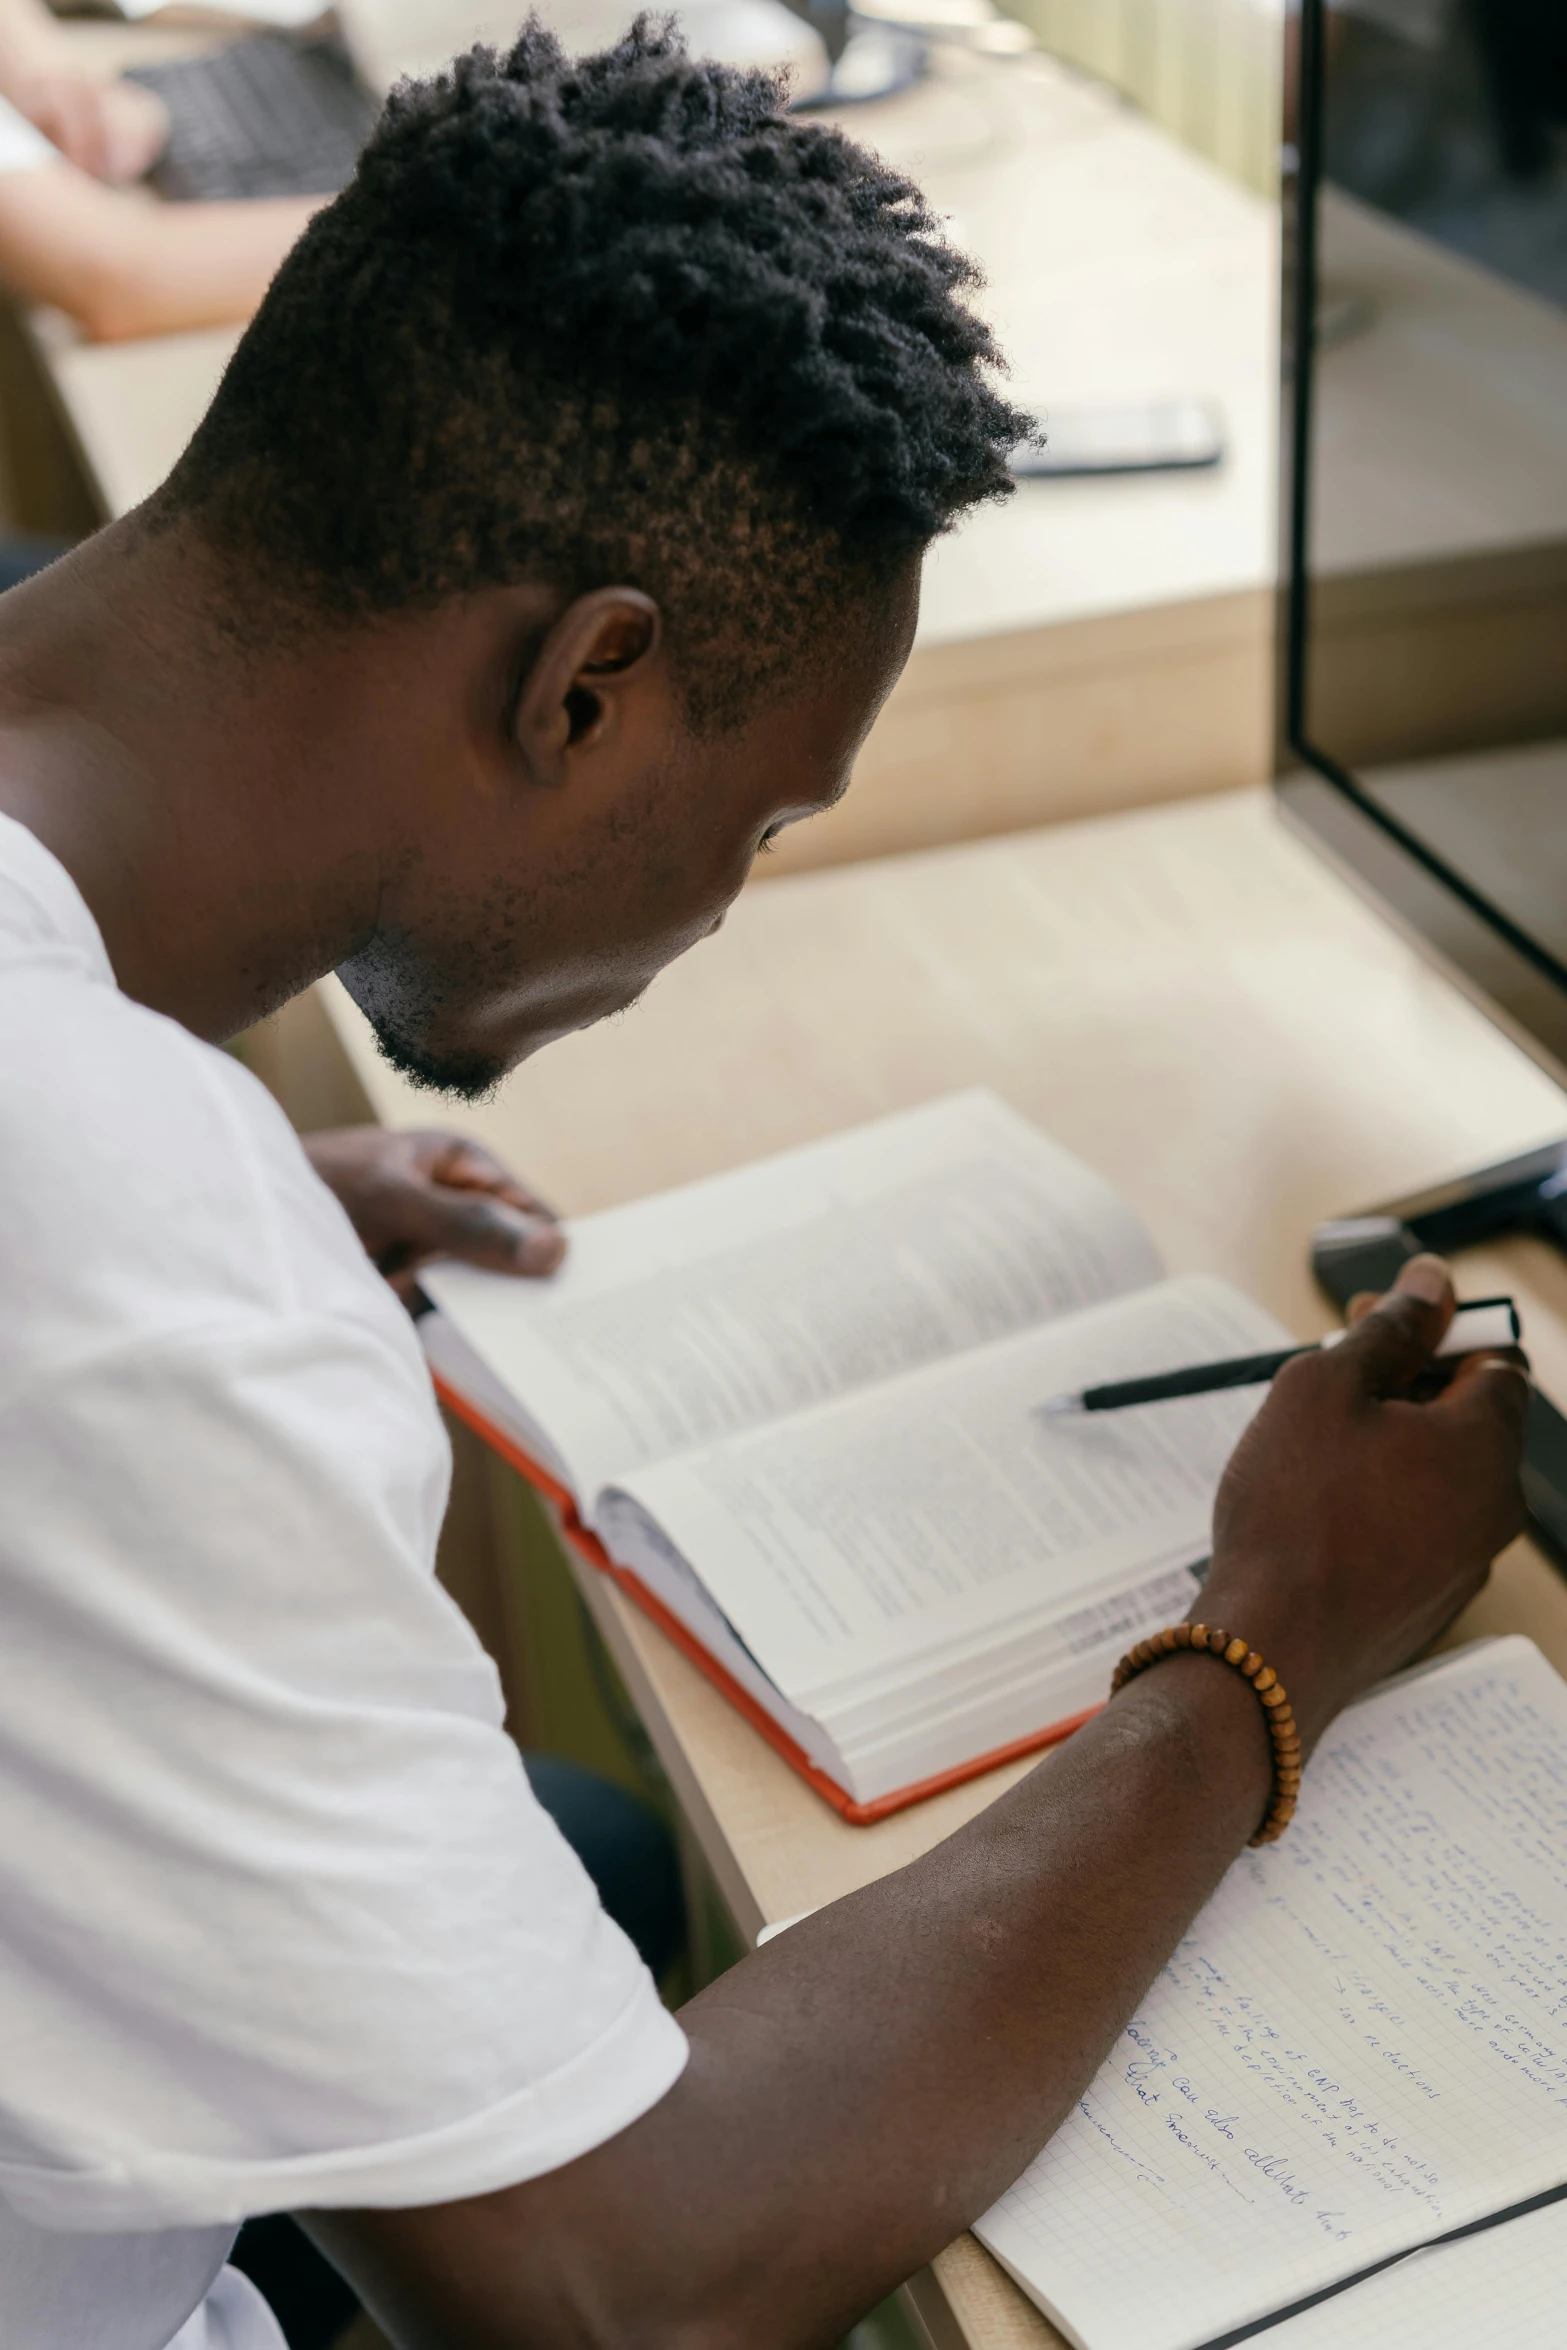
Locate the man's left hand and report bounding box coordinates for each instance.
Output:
[304,1127,566,1304]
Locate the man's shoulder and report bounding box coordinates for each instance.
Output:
[0,965,398,1374]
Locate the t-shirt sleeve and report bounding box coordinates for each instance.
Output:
[0,95,58,175]
[0,1309,687,2233]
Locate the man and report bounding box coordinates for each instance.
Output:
[0,21,1529,2350]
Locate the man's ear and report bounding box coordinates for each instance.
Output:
[513,589,662,784]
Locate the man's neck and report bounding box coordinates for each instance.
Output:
[0,516,379,1041]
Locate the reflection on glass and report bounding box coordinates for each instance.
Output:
[1300,0,1567,975]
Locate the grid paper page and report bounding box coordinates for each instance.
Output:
[1266,2192,1567,2347]
[975,1638,1567,2350]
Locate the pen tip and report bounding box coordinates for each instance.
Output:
[1037,1395,1083,1418]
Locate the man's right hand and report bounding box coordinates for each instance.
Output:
[1201,1252,1529,1755]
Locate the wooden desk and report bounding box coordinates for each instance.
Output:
[27,310,239,522]
[292,783,1567,2350]
[28,45,1279,862]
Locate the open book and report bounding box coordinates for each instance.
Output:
[422,1091,1290,1820]
[976,1636,1567,2350]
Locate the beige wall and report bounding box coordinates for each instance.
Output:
[1009,0,1284,195]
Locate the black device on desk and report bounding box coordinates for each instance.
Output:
[126,33,377,202]
[1279,0,1567,1561]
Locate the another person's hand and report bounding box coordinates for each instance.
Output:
[13,71,168,183]
[304,1127,566,1304]
[1200,1253,1528,1755]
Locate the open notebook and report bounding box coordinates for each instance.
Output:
[422,1091,1290,1820]
[975,1636,1567,2350]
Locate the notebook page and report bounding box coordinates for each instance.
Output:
[1263,2192,1567,2349]
[601,1274,1286,1704]
[422,1092,1159,1502]
[975,1639,1567,2350]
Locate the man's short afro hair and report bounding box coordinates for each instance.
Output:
[162,15,1029,721]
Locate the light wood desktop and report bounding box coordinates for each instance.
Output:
[282,782,1567,2350]
[25,42,1281,864]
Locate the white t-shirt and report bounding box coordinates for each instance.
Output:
[0,814,688,2349]
[0,93,56,175]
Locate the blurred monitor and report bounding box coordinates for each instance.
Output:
[1279,0,1567,1084]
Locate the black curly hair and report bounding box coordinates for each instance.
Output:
[161,15,1028,722]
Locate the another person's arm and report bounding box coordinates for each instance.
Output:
[308,1258,1528,2350]
[0,154,315,340]
[0,0,166,181]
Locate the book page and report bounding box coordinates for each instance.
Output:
[422,1092,1159,1501]
[601,1275,1286,1706]
[1264,2192,1567,2350]
[975,1639,1567,2350]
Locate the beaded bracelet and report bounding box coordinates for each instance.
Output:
[1110,1623,1302,1846]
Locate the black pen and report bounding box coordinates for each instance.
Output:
[1038,1296,1521,1417]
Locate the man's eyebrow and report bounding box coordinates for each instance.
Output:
[766,780,846,841]
[811,771,854,821]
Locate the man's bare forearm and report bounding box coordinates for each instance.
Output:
[309,1656,1272,2350]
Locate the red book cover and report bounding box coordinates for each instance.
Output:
[434,1374,1099,1825]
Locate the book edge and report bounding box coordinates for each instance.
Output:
[432,1372,1102,1824]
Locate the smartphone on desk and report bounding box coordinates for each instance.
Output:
[1010,398,1225,479]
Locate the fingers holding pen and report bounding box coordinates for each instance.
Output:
[1433,1341,1532,1434]
[1334,1254,1456,1395]
[1344,1254,1530,1405]
[1205,1250,1535,1737]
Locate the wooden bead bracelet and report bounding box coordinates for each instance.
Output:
[1110,1624,1301,1846]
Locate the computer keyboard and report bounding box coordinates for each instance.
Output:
[126,34,380,204]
